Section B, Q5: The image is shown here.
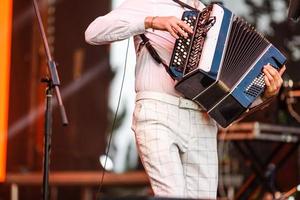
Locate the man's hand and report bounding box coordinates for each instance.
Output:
[144,16,193,39]
[262,64,286,99]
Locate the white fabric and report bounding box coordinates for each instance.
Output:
[136,91,202,110]
[85,0,205,97]
[132,91,218,199]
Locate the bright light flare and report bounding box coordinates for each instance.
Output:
[0,0,12,182]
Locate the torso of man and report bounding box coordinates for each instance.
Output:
[134,0,205,96]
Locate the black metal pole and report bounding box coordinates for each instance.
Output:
[42,82,53,200]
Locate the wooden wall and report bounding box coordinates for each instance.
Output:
[7,0,111,173]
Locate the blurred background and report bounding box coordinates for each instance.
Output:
[1,0,300,199]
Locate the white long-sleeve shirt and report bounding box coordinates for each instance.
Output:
[85,0,205,96]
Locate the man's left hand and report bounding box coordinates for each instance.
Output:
[263,64,286,99]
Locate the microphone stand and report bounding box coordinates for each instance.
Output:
[32,0,69,200]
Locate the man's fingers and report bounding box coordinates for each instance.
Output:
[167,25,179,39]
[265,63,286,76]
[263,68,274,83]
[264,69,278,91]
[172,23,188,38]
[264,73,271,87]
[263,64,285,98]
[279,65,286,76]
[266,66,281,82]
[265,65,277,76]
[264,64,284,88]
[178,20,193,34]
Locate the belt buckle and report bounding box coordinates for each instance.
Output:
[179,97,203,111]
[179,97,192,109]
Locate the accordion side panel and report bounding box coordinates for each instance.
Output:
[231,45,287,107]
[208,45,286,127]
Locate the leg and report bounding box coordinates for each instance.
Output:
[132,99,186,197]
[181,111,219,199]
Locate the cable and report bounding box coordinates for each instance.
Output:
[287,98,300,123]
[96,38,131,199]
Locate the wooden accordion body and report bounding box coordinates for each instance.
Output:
[169,4,287,128]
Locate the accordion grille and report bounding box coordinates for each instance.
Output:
[244,72,265,98]
[219,17,269,88]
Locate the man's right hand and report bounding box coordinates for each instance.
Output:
[144,16,193,39]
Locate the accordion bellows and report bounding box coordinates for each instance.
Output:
[169,4,287,128]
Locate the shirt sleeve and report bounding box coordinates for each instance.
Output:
[85,0,154,45]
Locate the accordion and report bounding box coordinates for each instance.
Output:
[169,4,287,128]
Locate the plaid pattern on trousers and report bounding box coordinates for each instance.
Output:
[131,91,218,199]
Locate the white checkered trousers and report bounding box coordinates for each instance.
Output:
[131,91,218,199]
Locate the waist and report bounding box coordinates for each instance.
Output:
[135,91,203,111]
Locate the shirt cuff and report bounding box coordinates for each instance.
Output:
[131,17,146,35]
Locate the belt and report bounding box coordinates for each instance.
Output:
[136,91,203,111]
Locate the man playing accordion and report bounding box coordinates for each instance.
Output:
[85,0,285,198]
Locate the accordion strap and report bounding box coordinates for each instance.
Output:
[140,34,176,80]
[172,0,199,11]
[236,96,275,122]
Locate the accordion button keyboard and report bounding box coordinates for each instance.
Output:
[169,10,200,77]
